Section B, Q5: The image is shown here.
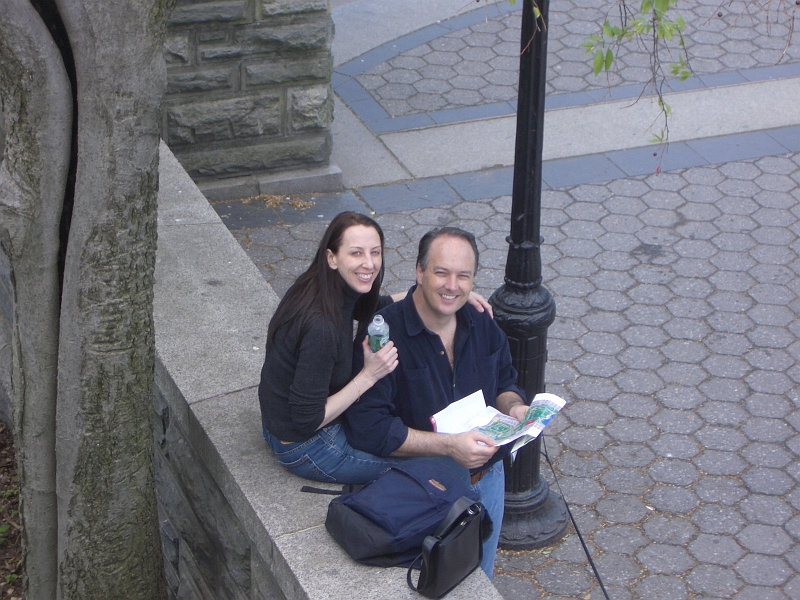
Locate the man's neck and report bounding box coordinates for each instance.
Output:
[411,286,457,335]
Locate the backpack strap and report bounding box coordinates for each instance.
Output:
[300,483,363,496]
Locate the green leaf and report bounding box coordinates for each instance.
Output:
[593,50,604,75]
[603,20,613,37]
[605,48,614,70]
[641,0,652,13]
[655,0,669,15]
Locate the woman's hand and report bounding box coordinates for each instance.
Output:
[467,291,494,318]
[359,337,399,388]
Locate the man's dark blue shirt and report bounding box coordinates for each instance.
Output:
[344,285,524,464]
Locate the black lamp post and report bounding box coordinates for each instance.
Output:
[489,0,569,549]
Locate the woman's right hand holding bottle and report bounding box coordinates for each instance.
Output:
[358,336,398,388]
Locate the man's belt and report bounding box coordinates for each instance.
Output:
[470,468,489,485]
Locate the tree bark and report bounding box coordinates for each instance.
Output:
[0,1,71,596]
[52,0,171,596]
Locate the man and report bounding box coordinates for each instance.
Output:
[345,226,527,579]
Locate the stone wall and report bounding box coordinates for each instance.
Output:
[163,0,340,201]
[152,142,503,600]
[154,368,286,600]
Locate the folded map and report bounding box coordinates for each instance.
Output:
[431,390,565,453]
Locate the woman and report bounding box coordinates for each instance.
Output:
[259,212,491,484]
[259,212,399,484]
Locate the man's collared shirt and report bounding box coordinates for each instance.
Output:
[345,285,524,460]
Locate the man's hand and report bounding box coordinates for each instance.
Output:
[497,391,526,422]
[445,431,498,469]
[509,403,528,423]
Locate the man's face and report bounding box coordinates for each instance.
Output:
[415,235,476,320]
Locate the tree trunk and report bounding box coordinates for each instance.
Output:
[53,0,170,597]
[0,1,71,596]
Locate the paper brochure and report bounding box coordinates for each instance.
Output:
[431,391,565,449]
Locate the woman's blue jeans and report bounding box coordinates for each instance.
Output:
[263,422,404,485]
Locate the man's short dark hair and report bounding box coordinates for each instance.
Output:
[416,227,480,273]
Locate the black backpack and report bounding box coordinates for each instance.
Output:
[324,458,491,567]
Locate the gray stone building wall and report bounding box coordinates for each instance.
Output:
[163,0,337,201]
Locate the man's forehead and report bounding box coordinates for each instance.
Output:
[426,236,476,271]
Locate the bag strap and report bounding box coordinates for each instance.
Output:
[406,496,480,591]
[542,438,610,600]
[406,554,424,591]
[433,496,481,538]
[300,483,363,496]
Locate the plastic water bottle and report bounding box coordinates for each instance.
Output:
[367,314,389,352]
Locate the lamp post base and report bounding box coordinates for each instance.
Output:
[499,465,569,550]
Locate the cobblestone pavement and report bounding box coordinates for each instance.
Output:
[352,0,800,119]
[226,151,800,599]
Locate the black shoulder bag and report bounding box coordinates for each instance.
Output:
[406,497,484,599]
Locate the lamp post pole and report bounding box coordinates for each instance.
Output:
[489,0,569,549]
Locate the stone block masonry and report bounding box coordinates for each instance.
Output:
[163,0,338,199]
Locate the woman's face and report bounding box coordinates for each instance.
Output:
[326,225,382,294]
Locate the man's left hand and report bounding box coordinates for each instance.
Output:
[509,403,528,423]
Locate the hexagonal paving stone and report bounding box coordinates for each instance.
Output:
[645,485,700,513]
[534,563,593,596]
[596,495,652,524]
[693,478,749,506]
[637,543,696,575]
[635,575,689,600]
[741,467,796,495]
[593,524,648,554]
[600,467,655,495]
[643,514,698,546]
[735,554,792,587]
[736,524,793,556]
[689,534,747,566]
[686,564,743,598]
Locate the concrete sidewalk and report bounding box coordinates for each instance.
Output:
[214,1,800,598]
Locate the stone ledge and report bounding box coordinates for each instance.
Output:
[153,140,502,599]
[198,162,344,202]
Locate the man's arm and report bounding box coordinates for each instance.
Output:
[390,428,499,470]
[392,391,526,469]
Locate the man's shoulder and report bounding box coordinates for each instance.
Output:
[460,303,497,330]
[377,295,405,323]
[460,304,511,350]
